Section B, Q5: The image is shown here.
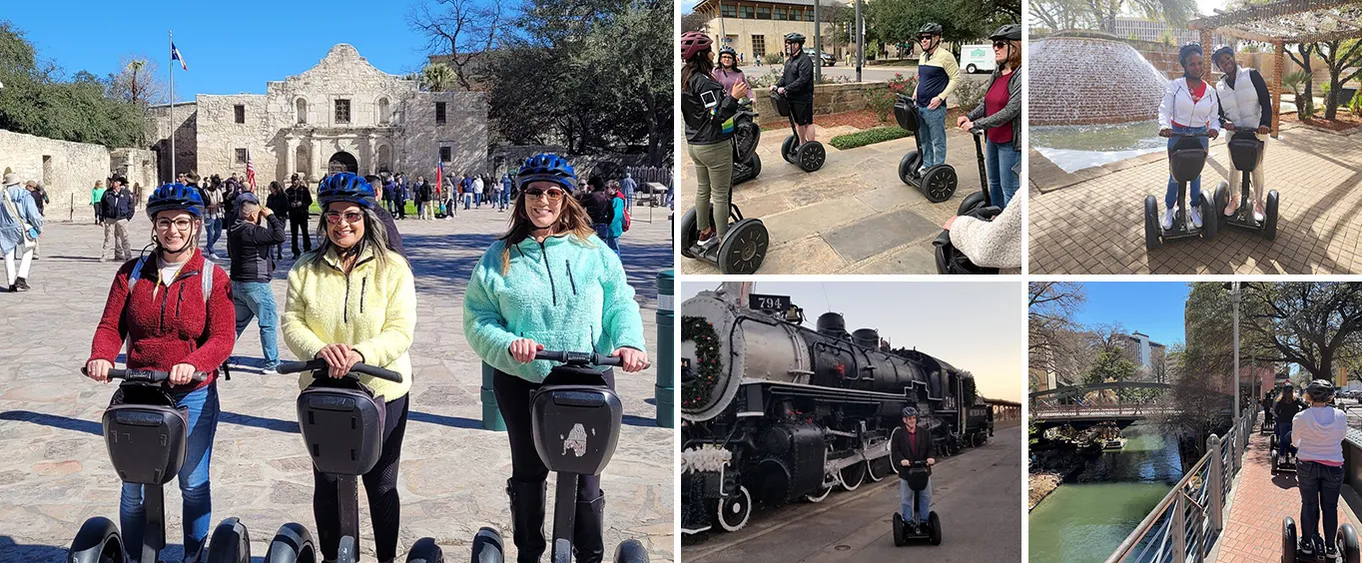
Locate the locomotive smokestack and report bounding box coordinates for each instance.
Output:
[816,312,848,337]
[852,328,880,349]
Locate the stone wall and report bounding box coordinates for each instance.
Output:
[399,90,488,177]
[750,82,892,126]
[148,102,198,179]
[0,129,157,221]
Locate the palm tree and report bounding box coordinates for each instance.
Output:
[422,63,458,92]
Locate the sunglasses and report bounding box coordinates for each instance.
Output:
[324,211,365,224]
[993,41,1010,49]
[524,188,565,202]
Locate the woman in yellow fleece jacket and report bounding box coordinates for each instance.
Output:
[281,172,416,563]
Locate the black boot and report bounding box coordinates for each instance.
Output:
[508,478,547,563]
[573,492,605,563]
[14,277,29,291]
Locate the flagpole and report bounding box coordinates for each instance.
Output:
[169,30,175,181]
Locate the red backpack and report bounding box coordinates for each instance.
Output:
[615,192,631,232]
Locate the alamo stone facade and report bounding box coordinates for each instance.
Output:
[151,43,488,184]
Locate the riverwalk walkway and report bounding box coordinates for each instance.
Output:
[1212,415,1361,562]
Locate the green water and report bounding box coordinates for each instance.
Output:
[1029,422,1183,562]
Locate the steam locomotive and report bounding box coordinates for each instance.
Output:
[679,288,992,535]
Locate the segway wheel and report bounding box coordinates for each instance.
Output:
[717,219,768,275]
[1214,182,1230,223]
[1265,190,1280,241]
[928,511,942,545]
[1285,517,1299,563]
[804,482,832,503]
[899,151,921,186]
[1144,196,1162,250]
[716,485,752,532]
[472,527,505,563]
[840,461,867,492]
[739,154,762,185]
[797,141,825,172]
[893,513,905,547]
[406,537,444,563]
[957,191,988,216]
[206,517,251,563]
[921,166,958,203]
[264,523,317,563]
[1339,523,1360,563]
[1200,193,1219,240]
[782,135,799,164]
[615,539,649,563]
[679,209,699,260]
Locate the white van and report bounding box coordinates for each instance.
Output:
[960,44,996,74]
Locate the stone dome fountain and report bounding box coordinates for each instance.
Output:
[1031,31,1170,126]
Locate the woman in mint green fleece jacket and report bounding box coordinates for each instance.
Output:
[464,154,647,563]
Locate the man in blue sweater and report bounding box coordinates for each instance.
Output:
[915,23,960,174]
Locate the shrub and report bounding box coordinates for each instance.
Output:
[866,89,897,122]
[829,126,911,150]
[954,79,988,113]
[764,52,784,66]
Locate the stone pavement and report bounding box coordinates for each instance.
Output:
[0,205,675,562]
[1213,415,1360,562]
[680,124,989,274]
[1030,123,1362,274]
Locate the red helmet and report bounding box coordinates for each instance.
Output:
[680,32,713,62]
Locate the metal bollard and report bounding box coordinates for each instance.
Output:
[481,362,505,431]
[655,270,675,428]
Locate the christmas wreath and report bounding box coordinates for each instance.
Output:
[682,316,723,409]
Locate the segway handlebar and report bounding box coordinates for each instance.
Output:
[535,350,624,367]
[82,367,211,384]
[276,359,404,383]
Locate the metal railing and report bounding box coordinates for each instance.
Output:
[1105,409,1256,563]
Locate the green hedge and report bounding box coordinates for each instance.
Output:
[828,127,912,150]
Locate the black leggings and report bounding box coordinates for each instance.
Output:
[313,393,409,562]
[493,369,615,499]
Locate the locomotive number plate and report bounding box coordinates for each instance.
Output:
[749,293,792,312]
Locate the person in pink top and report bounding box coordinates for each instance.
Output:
[714,46,753,101]
[1292,379,1350,559]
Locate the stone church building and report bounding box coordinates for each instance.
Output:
[151,43,487,184]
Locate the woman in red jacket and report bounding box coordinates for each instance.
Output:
[85,183,235,563]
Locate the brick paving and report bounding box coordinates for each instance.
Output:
[1214,416,1359,562]
[0,207,674,562]
[1030,123,1362,274]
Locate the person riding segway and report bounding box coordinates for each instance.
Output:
[1146,44,1221,249]
[715,46,763,185]
[890,407,941,546]
[1282,379,1360,562]
[1210,45,1280,240]
[771,32,825,172]
[1273,381,1305,475]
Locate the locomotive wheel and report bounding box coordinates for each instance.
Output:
[972,432,984,448]
[920,165,958,203]
[804,482,832,503]
[717,219,768,275]
[797,141,825,172]
[867,457,890,482]
[839,462,867,492]
[716,485,752,533]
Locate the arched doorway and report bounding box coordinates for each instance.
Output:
[328,151,358,174]
[376,145,392,173]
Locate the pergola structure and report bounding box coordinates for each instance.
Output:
[1189,0,1362,136]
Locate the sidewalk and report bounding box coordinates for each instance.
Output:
[1214,416,1360,562]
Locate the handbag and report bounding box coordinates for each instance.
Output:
[0,187,38,243]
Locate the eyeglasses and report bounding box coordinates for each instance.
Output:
[155,218,194,231]
[524,188,565,202]
[919,35,934,41]
[324,211,365,224]
[993,41,1010,49]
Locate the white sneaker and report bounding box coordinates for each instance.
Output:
[1161,208,1175,230]
[1190,206,1203,229]
[1253,201,1266,223]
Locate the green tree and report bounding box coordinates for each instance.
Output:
[865,0,994,57]
[421,62,458,92]
[1084,349,1137,385]
[1241,282,1362,380]
[1315,39,1362,120]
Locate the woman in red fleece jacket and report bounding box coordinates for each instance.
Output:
[85,183,235,562]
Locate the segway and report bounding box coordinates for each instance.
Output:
[1283,518,1361,562]
[933,128,1003,274]
[1145,132,1219,249]
[894,94,958,203]
[679,204,768,274]
[1262,408,1275,435]
[1213,129,1279,240]
[469,350,650,563]
[731,100,763,186]
[892,460,941,546]
[267,359,444,563]
[68,367,251,563]
[771,91,825,172]
[1270,430,1298,475]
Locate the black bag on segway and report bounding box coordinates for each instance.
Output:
[894,95,919,132]
[897,464,932,490]
[771,91,791,118]
[529,366,623,477]
[1228,131,1263,171]
[103,386,189,485]
[296,377,387,475]
[733,112,761,163]
[1168,136,1208,183]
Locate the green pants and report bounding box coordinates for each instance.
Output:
[688,140,734,238]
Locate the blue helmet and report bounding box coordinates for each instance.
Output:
[902,407,919,418]
[517,153,577,192]
[318,172,377,209]
[146,183,206,219]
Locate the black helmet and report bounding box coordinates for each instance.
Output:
[784,32,806,45]
[901,406,919,418]
[989,24,1021,41]
[1305,379,1336,402]
[718,45,737,58]
[919,23,942,36]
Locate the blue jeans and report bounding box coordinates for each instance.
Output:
[986,140,1021,209]
[917,105,949,168]
[231,281,279,369]
[594,224,620,255]
[1276,420,1297,457]
[1166,124,1208,208]
[899,477,932,524]
[463,194,471,209]
[120,383,220,561]
[500,191,509,209]
[204,217,223,254]
[1299,460,1344,544]
[474,192,482,207]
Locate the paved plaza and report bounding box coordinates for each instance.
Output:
[1030,123,1362,274]
[680,124,988,274]
[0,205,675,562]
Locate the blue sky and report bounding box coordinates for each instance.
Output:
[6,0,437,103]
[681,281,1024,401]
[1071,282,1191,348]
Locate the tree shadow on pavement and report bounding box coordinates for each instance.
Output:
[0,536,75,563]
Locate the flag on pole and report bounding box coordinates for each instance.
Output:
[246,150,257,191]
[436,160,444,195]
[171,42,188,71]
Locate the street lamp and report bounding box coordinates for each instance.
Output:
[1224,282,1242,421]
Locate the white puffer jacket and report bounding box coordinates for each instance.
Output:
[1216,66,1264,131]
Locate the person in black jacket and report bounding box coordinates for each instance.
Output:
[99,177,136,262]
[286,174,314,258]
[265,181,290,259]
[579,175,616,242]
[772,32,816,144]
[890,407,937,533]
[680,31,747,248]
[1275,382,1306,463]
[364,175,409,260]
[227,193,286,374]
